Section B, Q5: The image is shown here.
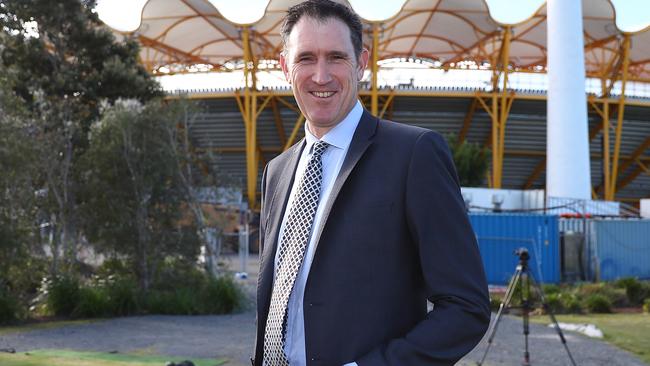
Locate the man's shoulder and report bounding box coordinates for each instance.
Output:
[375,117,444,144]
[265,139,304,173]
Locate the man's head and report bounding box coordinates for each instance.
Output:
[280,0,369,137]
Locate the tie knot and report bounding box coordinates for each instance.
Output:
[312,140,329,158]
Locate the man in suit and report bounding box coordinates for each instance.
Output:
[253,1,490,365]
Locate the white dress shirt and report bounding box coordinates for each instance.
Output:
[274,101,363,366]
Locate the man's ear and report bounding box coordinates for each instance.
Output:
[357,48,369,80]
[280,53,291,84]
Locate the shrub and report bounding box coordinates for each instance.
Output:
[560,293,583,314]
[143,274,244,315]
[47,276,81,317]
[200,276,243,314]
[489,294,504,312]
[144,289,198,315]
[584,294,612,313]
[72,287,109,318]
[615,277,646,305]
[643,298,650,314]
[576,283,627,307]
[105,277,139,316]
[542,284,561,296]
[0,287,19,324]
[172,287,200,315]
[544,293,563,314]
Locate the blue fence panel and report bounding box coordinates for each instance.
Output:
[591,220,650,281]
[469,214,560,285]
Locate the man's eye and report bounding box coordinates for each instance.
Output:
[298,56,314,63]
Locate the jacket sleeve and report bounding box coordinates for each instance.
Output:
[357,131,491,365]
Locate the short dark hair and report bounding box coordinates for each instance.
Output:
[280,0,364,58]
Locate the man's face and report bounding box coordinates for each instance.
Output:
[280,16,369,134]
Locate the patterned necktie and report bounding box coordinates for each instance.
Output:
[263,140,330,366]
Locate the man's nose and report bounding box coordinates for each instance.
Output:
[311,58,332,85]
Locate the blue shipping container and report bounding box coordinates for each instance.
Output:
[590,220,650,281]
[469,214,560,285]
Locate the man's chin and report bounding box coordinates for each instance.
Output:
[306,116,340,131]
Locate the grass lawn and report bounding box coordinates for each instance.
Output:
[531,313,650,364]
[0,350,227,366]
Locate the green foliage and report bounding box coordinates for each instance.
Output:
[73,287,109,318]
[576,282,628,307]
[542,284,560,295]
[560,293,583,314]
[544,293,563,314]
[80,100,203,289]
[46,276,81,317]
[200,276,244,314]
[544,292,583,314]
[643,298,650,314]
[446,134,490,187]
[36,263,244,318]
[584,294,612,313]
[0,0,161,117]
[104,277,139,316]
[0,286,19,324]
[0,0,162,282]
[615,277,648,305]
[489,295,503,311]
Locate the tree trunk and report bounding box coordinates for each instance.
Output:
[135,203,151,291]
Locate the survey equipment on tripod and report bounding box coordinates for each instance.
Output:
[477,248,577,366]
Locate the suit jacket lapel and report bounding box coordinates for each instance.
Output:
[258,139,305,313]
[310,110,378,251]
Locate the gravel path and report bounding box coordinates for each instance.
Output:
[2,312,646,366]
[0,255,647,366]
[459,313,648,366]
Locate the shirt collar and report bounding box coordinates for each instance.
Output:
[304,100,363,152]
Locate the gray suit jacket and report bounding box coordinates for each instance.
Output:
[253,110,490,365]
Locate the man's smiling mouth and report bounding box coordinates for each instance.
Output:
[311,91,335,98]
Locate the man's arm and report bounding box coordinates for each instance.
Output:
[357,131,490,365]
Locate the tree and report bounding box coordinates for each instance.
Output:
[81,100,201,290]
[163,101,230,276]
[0,0,161,273]
[0,65,45,307]
[446,134,490,187]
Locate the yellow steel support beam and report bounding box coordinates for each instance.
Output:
[275,96,301,113]
[616,165,645,193]
[608,34,631,200]
[241,26,260,209]
[522,159,546,190]
[597,75,612,199]
[284,114,306,151]
[489,26,512,189]
[255,95,273,120]
[618,137,650,178]
[490,89,498,187]
[379,92,395,119]
[271,97,288,146]
[371,23,380,116]
[636,158,650,175]
[458,98,478,144]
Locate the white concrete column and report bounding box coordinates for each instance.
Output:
[546,0,591,200]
